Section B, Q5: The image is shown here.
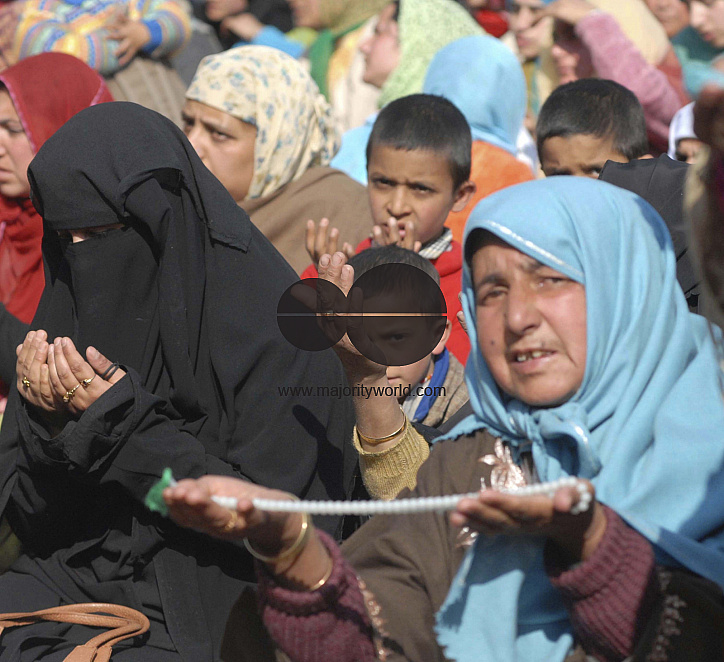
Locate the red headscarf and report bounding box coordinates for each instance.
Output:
[0,53,114,325]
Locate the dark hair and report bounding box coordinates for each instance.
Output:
[347,246,445,316]
[536,79,649,160]
[366,94,472,190]
[348,245,440,283]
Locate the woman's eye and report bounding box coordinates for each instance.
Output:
[480,288,505,304]
[210,129,229,141]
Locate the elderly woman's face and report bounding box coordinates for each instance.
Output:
[182,100,256,203]
[472,237,587,407]
[0,90,34,199]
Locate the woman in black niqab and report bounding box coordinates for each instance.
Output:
[0,101,357,660]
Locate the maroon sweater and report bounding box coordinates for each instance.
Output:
[257,505,656,662]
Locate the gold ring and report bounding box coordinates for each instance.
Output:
[62,382,82,403]
[220,510,239,534]
[22,377,31,388]
[81,376,95,388]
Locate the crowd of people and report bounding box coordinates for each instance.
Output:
[0,0,723,660]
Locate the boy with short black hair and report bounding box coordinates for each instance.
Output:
[304,93,476,362]
[537,78,650,178]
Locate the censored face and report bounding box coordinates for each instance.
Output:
[645,0,690,38]
[182,100,257,203]
[471,236,587,407]
[0,90,34,199]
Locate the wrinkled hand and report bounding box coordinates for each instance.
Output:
[164,475,302,553]
[107,15,151,66]
[306,218,356,266]
[451,480,606,563]
[47,338,126,417]
[221,12,263,40]
[694,85,724,155]
[17,330,55,413]
[371,218,422,252]
[540,0,595,25]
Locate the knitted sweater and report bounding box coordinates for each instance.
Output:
[14,0,191,75]
[257,508,656,662]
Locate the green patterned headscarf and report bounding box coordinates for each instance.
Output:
[309,0,391,98]
[378,0,484,108]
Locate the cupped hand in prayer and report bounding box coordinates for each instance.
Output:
[17,332,126,419]
[451,480,607,564]
[16,330,55,414]
[306,218,356,266]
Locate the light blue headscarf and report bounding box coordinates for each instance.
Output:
[434,177,724,662]
[423,35,526,156]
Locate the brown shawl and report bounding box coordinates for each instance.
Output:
[242,166,373,275]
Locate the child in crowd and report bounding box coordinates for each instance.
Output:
[537,78,649,178]
[303,93,476,363]
[347,246,468,429]
[13,0,191,75]
[308,245,469,500]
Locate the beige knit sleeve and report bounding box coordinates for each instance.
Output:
[353,425,430,501]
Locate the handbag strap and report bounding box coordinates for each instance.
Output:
[0,603,150,661]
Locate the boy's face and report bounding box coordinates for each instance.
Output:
[540,134,629,179]
[367,145,473,246]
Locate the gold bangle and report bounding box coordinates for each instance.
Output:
[306,556,333,592]
[244,500,310,565]
[357,414,408,446]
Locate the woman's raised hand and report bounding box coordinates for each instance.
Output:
[17,330,56,413]
[451,480,607,564]
[46,338,126,416]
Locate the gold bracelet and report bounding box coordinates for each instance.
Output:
[244,501,310,565]
[306,556,333,592]
[357,414,408,446]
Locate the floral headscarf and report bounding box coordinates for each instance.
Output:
[186,46,340,200]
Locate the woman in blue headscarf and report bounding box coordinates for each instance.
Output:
[164,177,724,661]
[424,33,535,245]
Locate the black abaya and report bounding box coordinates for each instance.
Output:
[0,102,357,660]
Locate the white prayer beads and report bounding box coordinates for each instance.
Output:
[208,477,593,516]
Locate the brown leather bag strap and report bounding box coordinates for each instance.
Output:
[0,603,150,661]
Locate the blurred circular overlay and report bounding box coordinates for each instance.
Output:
[277,264,447,366]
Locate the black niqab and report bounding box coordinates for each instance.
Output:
[0,102,357,660]
[599,155,700,308]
